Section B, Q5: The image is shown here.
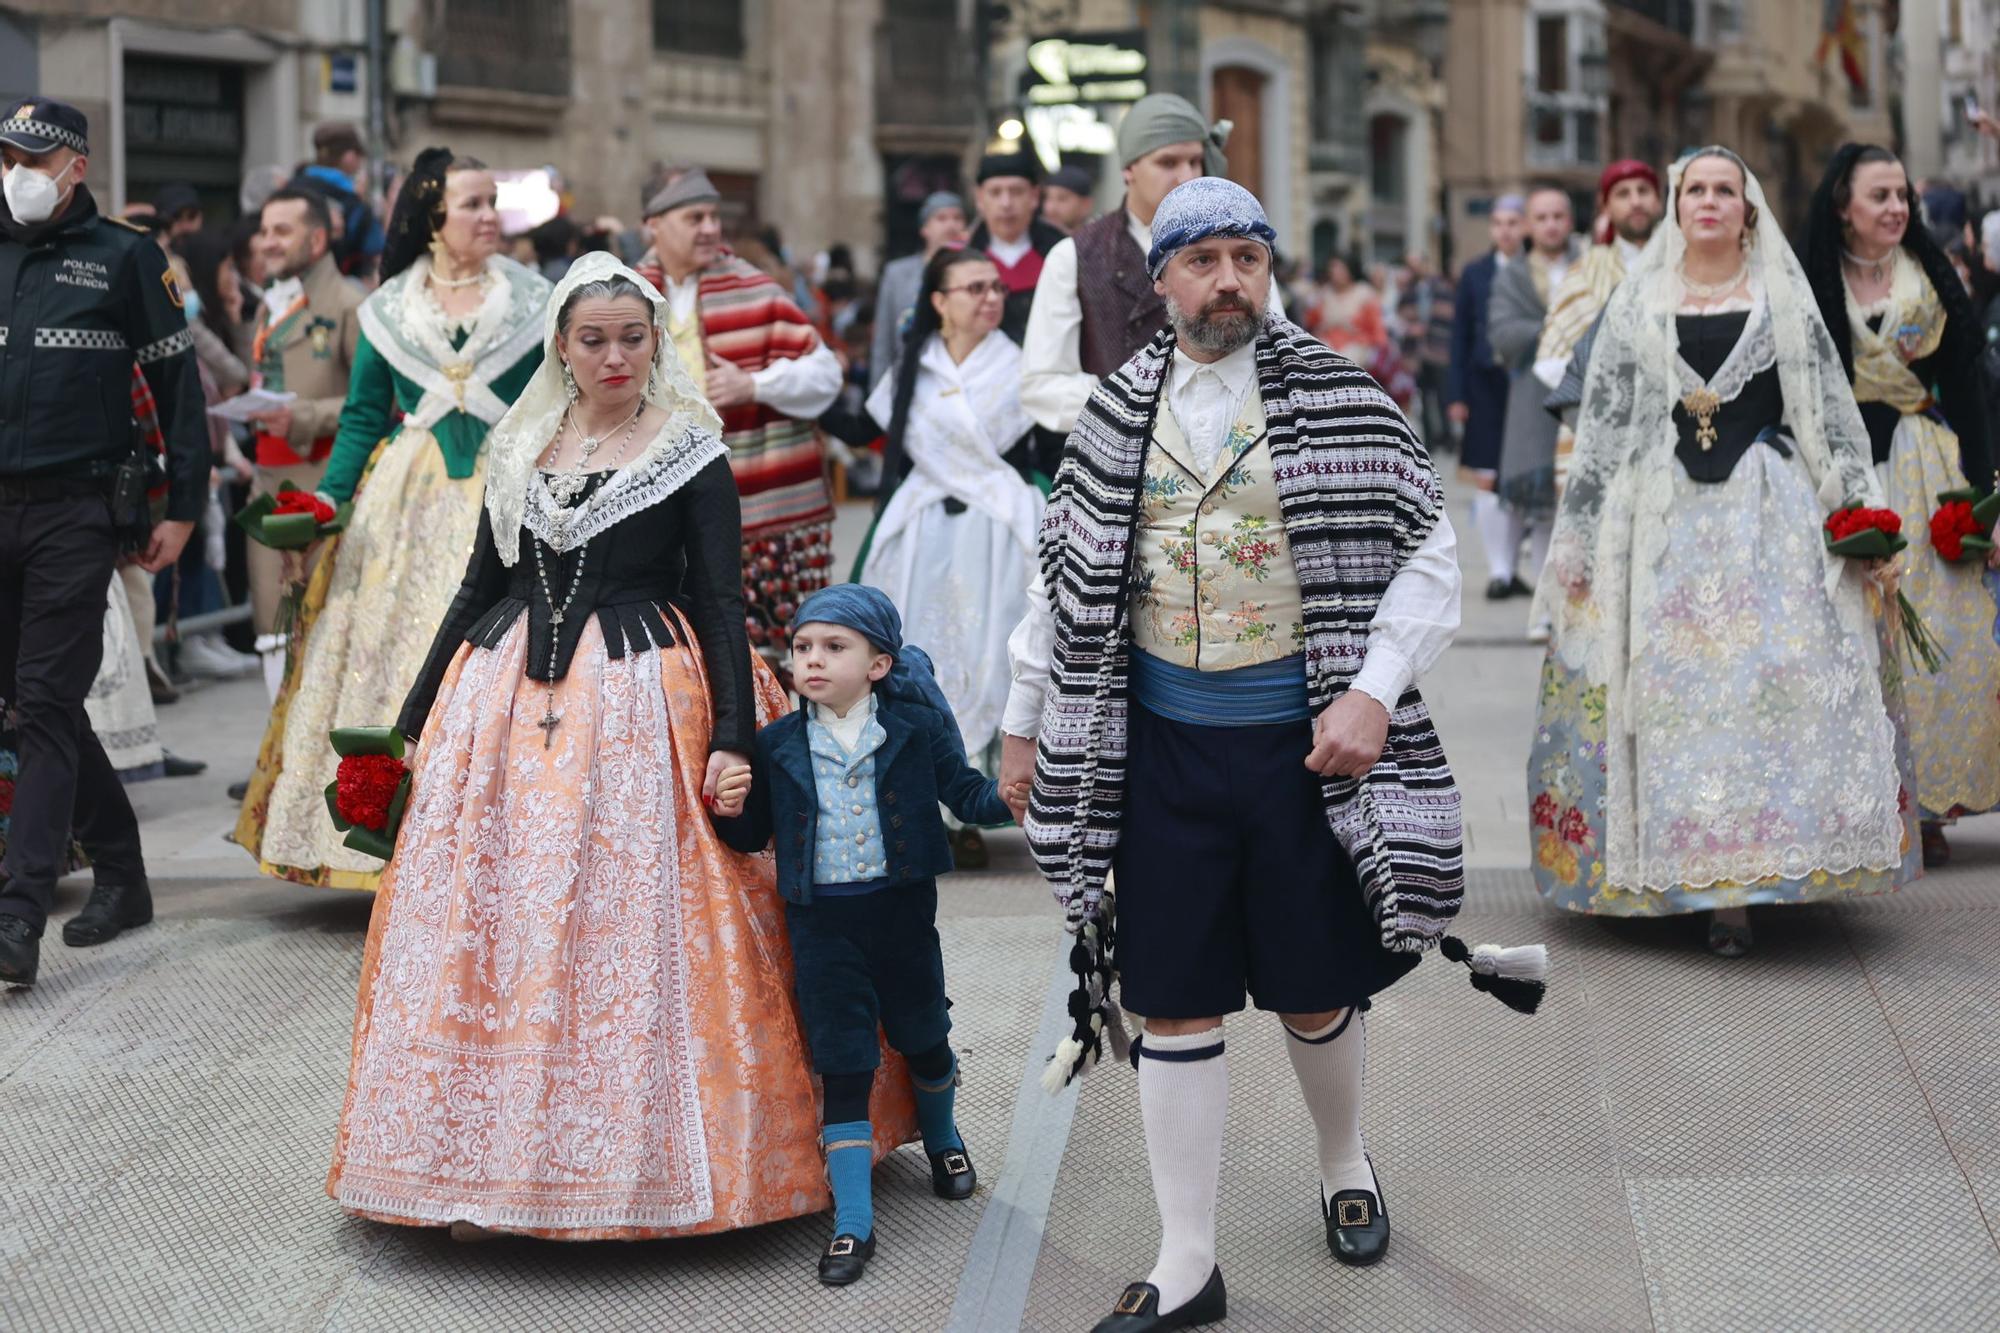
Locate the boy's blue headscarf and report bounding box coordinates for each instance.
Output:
[794,585,963,735]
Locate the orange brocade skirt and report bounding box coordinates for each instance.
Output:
[325,608,916,1239]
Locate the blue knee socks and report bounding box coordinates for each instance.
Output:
[910,1051,964,1155]
[822,1119,874,1239]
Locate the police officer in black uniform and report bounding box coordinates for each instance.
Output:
[0,99,207,986]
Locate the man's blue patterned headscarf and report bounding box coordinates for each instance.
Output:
[1146,177,1277,280]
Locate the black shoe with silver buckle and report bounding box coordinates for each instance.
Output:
[1324,1173,1390,1266]
[0,914,40,987]
[1090,1266,1226,1331]
[61,880,153,948]
[816,1231,875,1286]
[928,1145,977,1200]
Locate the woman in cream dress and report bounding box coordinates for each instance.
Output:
[233,148,549,888]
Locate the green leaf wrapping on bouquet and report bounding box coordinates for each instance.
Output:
[323,778,352,832]
[329,726,406,759]
[1825,528,1906,559]
[1963,535,1995,556]
[231,491,279,540]
[257,511,320,548]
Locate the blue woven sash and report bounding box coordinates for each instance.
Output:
[1128,650,1312,728]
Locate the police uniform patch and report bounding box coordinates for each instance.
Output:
[310,321,332,357]
[161,267,185,309]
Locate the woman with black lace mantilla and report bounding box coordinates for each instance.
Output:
[1804,144,2000,869]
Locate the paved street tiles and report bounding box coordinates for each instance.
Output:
[4,853,1997,1330]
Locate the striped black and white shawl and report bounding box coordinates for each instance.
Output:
[1023,316,1465,953]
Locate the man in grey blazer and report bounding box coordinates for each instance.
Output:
[1486,183,1584,636]
[869,192,968,390]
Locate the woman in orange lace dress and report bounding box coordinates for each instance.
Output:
[326,253,912,1240]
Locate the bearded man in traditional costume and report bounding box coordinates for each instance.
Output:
[636,168,844,659]
[1535,160,1661,494]
[999,178,1471,1331]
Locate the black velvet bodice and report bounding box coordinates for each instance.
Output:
[1674,310,1786,483]
[397,453,755,754]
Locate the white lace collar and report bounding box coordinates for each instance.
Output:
[522,420,727,554]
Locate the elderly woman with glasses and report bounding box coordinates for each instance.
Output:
[857,247,1044,865]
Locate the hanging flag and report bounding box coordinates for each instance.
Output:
[1814,0,1868,94]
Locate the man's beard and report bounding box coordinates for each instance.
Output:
[1166,292,1260,356]
[1614,213,1657,246]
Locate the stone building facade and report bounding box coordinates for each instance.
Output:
[1440,0,1897,264]
[0,0,916,273]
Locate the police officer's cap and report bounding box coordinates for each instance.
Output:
[0,98,90,158]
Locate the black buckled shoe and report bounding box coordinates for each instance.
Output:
[0,914,40,987]
[928,1145,977,1200]
[1324,1174,1391,1267]
[816,1231,875,1286]
[1090,1267,1226,1331]
[61,880,153,948]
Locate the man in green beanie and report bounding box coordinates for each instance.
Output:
[1022,92,1279,437]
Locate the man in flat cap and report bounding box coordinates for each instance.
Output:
[635,166,844,662]
[0,98,209,986]
[1002,178,1467,1330]
[869,190,969,390]
[1020,93,1278,440]
[966,150,1066,345]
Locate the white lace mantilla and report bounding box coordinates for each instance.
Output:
[1544,149,1896,893]
[481,252,725,568]
[524,425,728,553]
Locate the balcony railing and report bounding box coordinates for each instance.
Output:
[434,0,571,99]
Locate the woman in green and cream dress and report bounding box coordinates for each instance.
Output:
[233,147,549,889]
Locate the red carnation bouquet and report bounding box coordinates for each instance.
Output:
[323,727,411,861]
[1928,488,1999,563]
[1823,505,1945,673]
[235,481,348,549]
[234,482,351,670]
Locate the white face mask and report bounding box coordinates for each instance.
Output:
[4,157,76,224]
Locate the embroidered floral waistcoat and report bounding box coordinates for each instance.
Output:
[1132,389,1307,669]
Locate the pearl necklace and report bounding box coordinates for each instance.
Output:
[1841,246,1891,285]
[1678,258,1747,301]
[428,264,488,290]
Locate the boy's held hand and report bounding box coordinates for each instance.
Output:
[710,763,754,818]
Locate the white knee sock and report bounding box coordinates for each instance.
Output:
[1283,1010,1375,1199]
[1137,1026,1228,1312]
[1523,519,1553,584]
[1471,490,1514,582]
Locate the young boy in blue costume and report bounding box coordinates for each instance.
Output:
[710,583,1012,1286]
